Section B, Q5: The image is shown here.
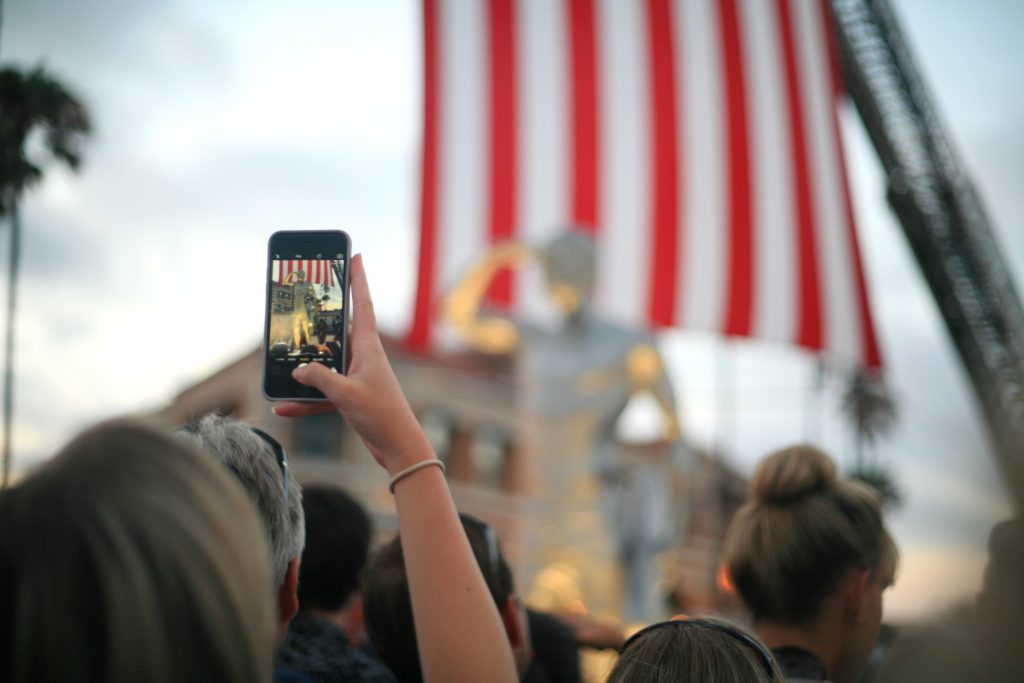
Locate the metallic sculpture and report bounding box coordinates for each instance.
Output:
[444,231,682,620]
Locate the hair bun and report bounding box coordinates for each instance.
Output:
[750,445,837,504]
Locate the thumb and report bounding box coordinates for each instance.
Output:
[293,362,351,405]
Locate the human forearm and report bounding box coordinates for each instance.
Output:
[392,462,517,683]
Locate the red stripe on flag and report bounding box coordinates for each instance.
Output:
[645,0,680,328]
[568,0,599,232]
[720,0,753,337]
[409,0,440,349]
[486,0,518,309]
[777,0,821,350]
[821,0,881,369]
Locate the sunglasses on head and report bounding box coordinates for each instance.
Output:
[620,617,776,679]
[250,427,291,506]
[459,513,501,581]
[178,422,291,505]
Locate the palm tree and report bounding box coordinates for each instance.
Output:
[0,63,91,486]
[841,369,902,509]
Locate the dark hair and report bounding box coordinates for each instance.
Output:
[608,618,784,683]
[297,485,373,612]
[362,514,514,683]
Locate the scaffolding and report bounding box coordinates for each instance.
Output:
[831,0,1024,505]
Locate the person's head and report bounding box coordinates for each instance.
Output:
[977,516,1024,678]
[296,484,372,615]
[362,514,529,682]
[608,617,785,682]
[723,445,897,681]
[179,414,305,634]
[0,419,275,682]
[540,230,596,315]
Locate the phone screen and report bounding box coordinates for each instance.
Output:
[264,231,350,400]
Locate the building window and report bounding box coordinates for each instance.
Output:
[418,409,453,464]
[296,412,341,459]
[471,424,507,488]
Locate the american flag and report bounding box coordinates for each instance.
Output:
[409,0,881,369]
[274,260,336,287]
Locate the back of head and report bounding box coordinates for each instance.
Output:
[361,538,419,682]
[608,618,784,683]
[180,414,305,587]
[0,419,275,683]
[362,515,515,683]
[297,485,372,612]
[723,445,895,624]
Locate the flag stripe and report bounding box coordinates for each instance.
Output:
[439,0,487,320]
[486,0,518,308]
[568,0,599,230]
[741,0,795,342]
[516,0,568,313]
[821,0,881,369]
[678,0,726,331]
[645,0,680,328]
[595,0,650,325]
[720,0,754,337]
[795,0,859,361]
[776,0,821,350]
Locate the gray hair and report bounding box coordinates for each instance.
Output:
[181,414,305,588]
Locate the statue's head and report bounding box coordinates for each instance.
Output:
[295,270,306,282]
[539,230,595,315]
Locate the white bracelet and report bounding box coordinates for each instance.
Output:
[388,459,446,494]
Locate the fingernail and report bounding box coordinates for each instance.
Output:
[293,363,308,378]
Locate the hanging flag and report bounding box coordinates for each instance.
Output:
[410,0,881,369]
[274,260,336,287]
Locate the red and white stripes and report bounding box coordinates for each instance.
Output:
[411,0,880,369]
[274,260,336,287]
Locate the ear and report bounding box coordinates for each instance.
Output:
[343,596,366,643]
[277,557,301,624]
[843,567,870,624]
[499,593,525,647]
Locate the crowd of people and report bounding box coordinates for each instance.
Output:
[0,253,1020,682]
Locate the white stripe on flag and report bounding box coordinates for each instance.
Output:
[795,0,859,363]
[438,0,488,297]
[678,0,727,332]
[516,0,569,315]
[741,0,796,343]
[595,0,649,328]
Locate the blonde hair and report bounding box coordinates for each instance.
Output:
[723,445,896,624]
[0,419,275,682]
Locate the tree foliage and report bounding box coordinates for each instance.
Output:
[0,63,91,213]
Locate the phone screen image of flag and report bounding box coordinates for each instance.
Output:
[275,260,336,287]
[410,0,881,371]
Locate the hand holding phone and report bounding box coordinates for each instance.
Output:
[263,230,351,401]
[273,255,433,474]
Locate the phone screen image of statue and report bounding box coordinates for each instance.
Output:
[267,257,346,373]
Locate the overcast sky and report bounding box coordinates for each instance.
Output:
[3,0,1022,621]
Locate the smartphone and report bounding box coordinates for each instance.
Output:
[263,230,351,401]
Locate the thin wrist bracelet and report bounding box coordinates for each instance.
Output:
[388,459,446,494]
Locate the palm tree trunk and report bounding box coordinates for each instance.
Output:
[2,198,20,488]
